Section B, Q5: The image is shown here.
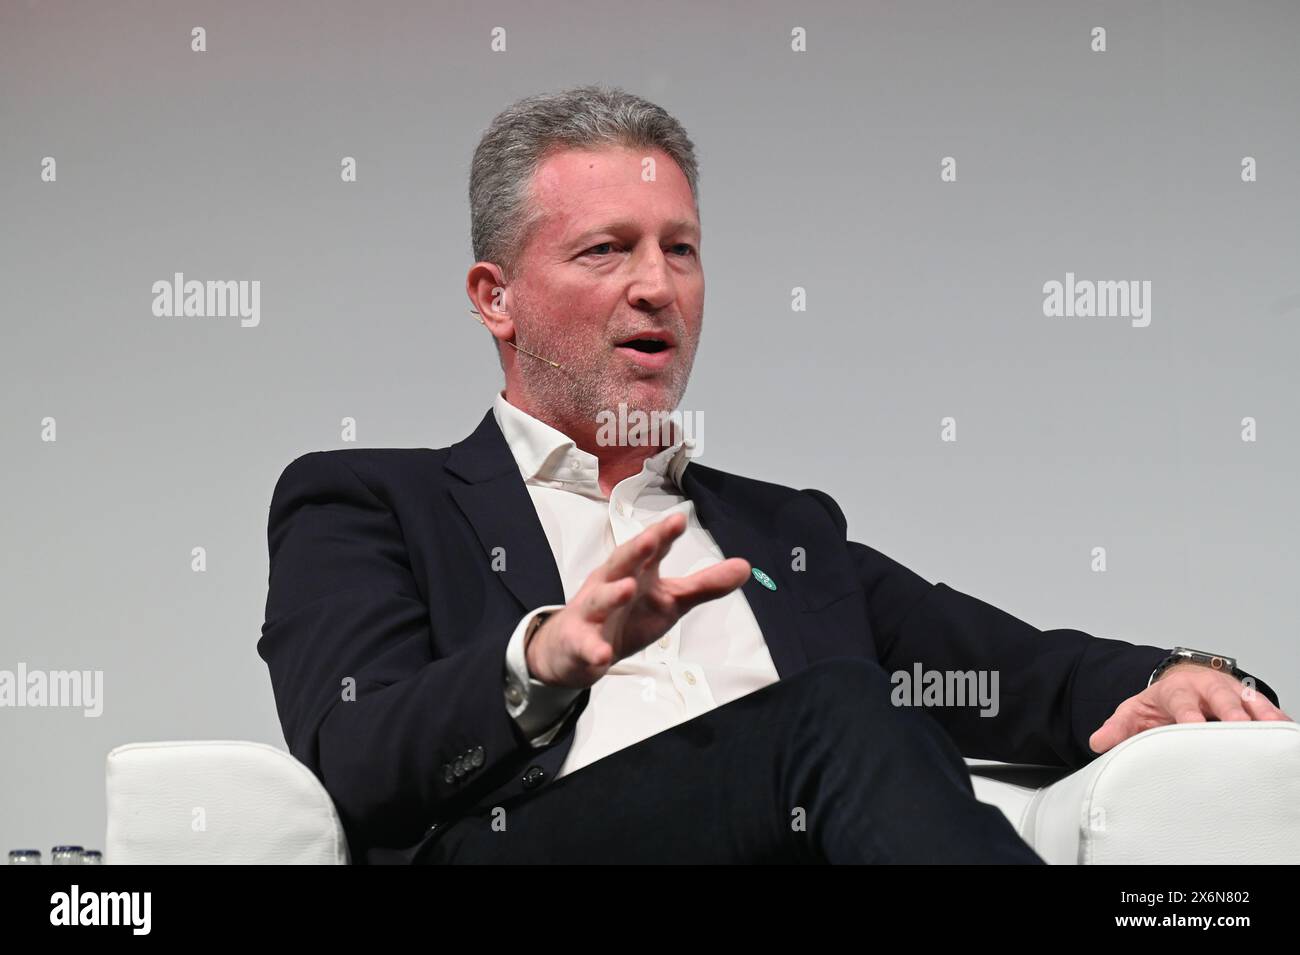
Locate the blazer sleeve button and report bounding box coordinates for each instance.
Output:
[521,765,546,789]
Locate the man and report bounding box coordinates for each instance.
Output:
[258,85,1290,865]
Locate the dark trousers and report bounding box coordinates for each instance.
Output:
[420,657,1046,864]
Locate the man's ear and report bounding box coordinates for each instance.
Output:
[487,279,510,319]
[466,262,514,342]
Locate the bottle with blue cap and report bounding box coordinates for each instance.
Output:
[51,845,84,864]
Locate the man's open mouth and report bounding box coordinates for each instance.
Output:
[616,338,671,354]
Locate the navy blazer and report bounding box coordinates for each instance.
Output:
[258,408,1172,864]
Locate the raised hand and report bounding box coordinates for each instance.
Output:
[524,511,752,688]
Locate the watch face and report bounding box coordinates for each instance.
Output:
[1181,649,1235,671]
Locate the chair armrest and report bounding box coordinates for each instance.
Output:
[106,740,350,864]
[965,759,1074,836]
[1024,721,1300,864]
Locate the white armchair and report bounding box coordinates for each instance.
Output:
[967,721,1300,864]
[105,740,350,865]
[105,722,1300,864]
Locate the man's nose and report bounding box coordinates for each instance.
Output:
[626,246,676,310]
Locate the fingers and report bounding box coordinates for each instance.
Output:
[1163,673,1283,723]
[1204,683,1252,722]
[600,531,655,585]
[1165,685,1208,724]
[663,557,752,613]
[1090,684,1199,754]
[578,576,636,623]
[641,514,683,573]
[1091,672,1294,757]
[1239,683,1293,722]
[1088,713,1128,754]
[600,512,686,583]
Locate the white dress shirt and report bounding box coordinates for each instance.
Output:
[494,390,781,779]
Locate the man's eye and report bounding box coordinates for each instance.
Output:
[582,242,695,258]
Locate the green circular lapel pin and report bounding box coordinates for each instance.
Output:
[751,567,777,591]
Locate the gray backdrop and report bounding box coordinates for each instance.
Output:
[2,0,1297,857]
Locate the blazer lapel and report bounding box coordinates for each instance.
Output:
[444,410,567,613]
[679,465,810,678]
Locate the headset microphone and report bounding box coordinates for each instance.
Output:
[469,308,563,369]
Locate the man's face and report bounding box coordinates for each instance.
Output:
[501,144,703,438]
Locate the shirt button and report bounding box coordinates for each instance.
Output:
[658,636,671,649]
[684,670,697,686]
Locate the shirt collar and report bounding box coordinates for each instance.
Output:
[491,390,694,492]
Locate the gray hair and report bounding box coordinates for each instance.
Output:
[469,83,700,292]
